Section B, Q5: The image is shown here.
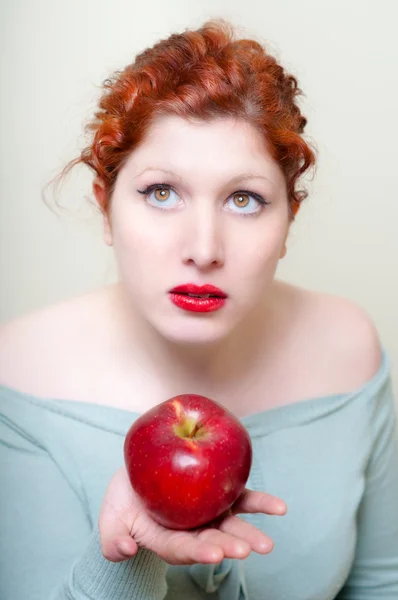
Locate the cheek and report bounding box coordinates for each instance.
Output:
[228,223,287,275]
[112,213,176,268]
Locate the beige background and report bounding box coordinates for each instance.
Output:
[1,1,397,395]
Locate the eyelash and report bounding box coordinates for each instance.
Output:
[136,183,271,215]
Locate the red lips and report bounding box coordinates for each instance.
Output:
[169,283,227,298]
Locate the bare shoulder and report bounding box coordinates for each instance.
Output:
[276,280,384,394]
[0,286,114,396]
[304,285,382,385]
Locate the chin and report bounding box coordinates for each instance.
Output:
[154,316,235,346]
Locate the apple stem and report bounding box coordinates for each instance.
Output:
[190,423,202,437]
[173,418,205,439]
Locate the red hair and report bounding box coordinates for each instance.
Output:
[55,19,316,218]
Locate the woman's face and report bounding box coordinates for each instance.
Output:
[95,114,291,345]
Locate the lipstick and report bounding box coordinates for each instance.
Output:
[169,283,227,313]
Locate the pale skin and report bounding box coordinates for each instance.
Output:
[0,114,382,566]
[99,466,286,564]
[93,115,293,407]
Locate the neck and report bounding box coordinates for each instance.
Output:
[109,282,280,390]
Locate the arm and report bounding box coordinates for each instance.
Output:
[52,529,168,600]
[336,375,398,599]
[0,405,168,600]
[0,396,286,600]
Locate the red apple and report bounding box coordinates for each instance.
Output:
[124,393,252,530]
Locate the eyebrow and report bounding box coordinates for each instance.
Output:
[135,167,273,185]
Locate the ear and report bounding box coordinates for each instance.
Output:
[93,178,113,246]
[279,221,291,259]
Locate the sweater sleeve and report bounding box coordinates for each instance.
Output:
[336,375,398,599]
[51,528,168,600]
[0,401,169,600]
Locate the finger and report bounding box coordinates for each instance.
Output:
[219,514,274,554]
[114,536,139,561]
[98,500,139,563]
[197,528,251,560]
[158,531,225,565]
[231,489,287,516]
[128,505,225,566]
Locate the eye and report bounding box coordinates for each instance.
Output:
[137,184,270,214]
[225,190,270,215]
[137,184,180,209]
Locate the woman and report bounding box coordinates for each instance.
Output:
[0,18,397,600]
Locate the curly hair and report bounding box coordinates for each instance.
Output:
[55,18,316,218]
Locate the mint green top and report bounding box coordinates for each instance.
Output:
[1,349,398,600]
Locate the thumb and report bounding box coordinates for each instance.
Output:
[98,500,139,563]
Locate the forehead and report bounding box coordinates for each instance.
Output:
[122,114,285,188]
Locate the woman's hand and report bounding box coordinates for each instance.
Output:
[99,466,287,566]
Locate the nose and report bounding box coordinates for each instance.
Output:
[181,204,225,270]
